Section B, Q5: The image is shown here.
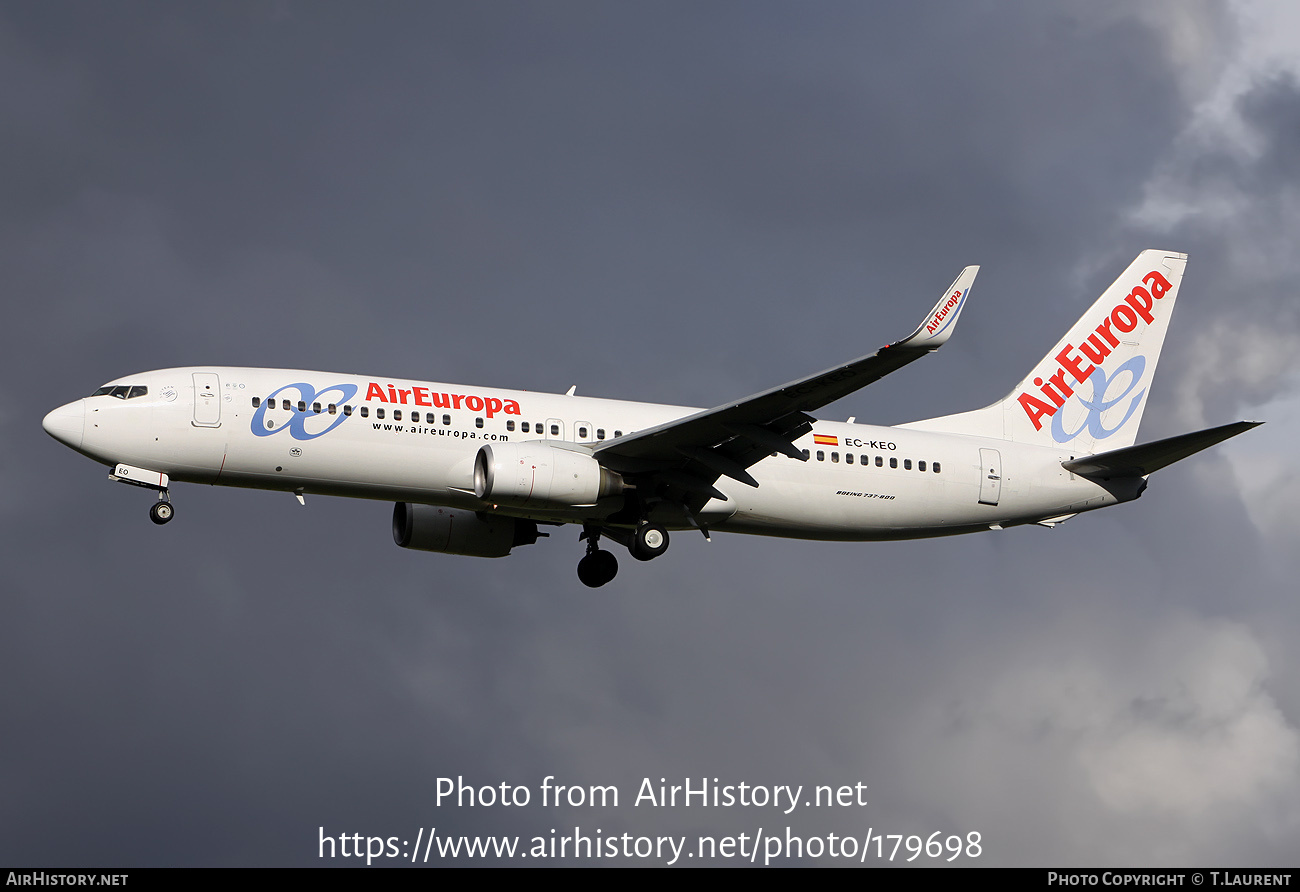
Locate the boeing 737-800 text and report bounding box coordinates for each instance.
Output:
[43,250,1258,586]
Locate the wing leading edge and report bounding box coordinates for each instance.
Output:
[593,266,979,501]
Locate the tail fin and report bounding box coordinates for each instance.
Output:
[900,250,1187,452]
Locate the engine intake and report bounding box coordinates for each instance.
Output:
[474,443,624,508]
[392,502,539,558]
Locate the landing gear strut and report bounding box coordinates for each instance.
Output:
[149,490,174,525]
[577,527,618,588]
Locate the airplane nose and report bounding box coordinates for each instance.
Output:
[42,399,85,450]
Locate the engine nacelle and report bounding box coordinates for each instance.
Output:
[392,502,539,558]
[474,442,624,508]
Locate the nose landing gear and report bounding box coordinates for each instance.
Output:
[148,491,174,525]
[109,463,175,525]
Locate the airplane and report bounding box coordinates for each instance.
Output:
[42,249,1259,587]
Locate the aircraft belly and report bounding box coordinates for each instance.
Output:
[223,420,477,499]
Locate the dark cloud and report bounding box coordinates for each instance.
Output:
[4,1,1297,867]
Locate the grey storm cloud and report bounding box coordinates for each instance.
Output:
[3,0,1298,867]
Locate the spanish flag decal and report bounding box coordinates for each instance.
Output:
[813,434,838,446]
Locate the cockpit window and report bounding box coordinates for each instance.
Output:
[91,384,148,400]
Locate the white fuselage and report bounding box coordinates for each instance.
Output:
[47,367,1140,541]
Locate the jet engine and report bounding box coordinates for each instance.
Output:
[392,502,540,558]
[473,443,624,509]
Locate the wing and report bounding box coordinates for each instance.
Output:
[593,266,979,505]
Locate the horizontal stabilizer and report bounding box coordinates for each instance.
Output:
[1062,421,1262,478]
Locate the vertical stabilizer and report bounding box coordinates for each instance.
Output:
[900,250,1187,452]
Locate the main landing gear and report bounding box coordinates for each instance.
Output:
[577,547,618,588]
[576,523,671,587]
[630,523,669,561]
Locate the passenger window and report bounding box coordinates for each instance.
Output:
[521,422,530,433]
[328,404,337,415]
[313,402,322,414]
[875,456,883,467]
[550,424,559,436]
[393,410,402,421]
[802,449,810,460]
[282,399,291,410]
[596,428,605,440]
[297,400,306,412]
[507,420,515,431]
[903,459,911,470]
[443,415,451,426]
[343,405,352,416]
[578,426,588,438]
[476,417,484,428]
[918,460,926,472]
[615,430,623,438]
[861,455,868,465]
[817,451,825,462]
[377,408,385,420]
[252,397,261,408]
[890,457,898,469]
[846,454,853,464]
[360,406,369,418]
[831,452,839,463]
[933,462,941,474]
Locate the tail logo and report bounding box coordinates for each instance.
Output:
[1017,269,1172,433]
[1050,356,1147,444]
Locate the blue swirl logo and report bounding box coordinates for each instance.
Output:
[251,383,358,440]
[1051,356,1147,444]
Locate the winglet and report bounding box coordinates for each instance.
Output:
[896,266,979,350]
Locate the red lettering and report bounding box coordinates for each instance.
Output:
[504,400,521,415]
[1055,346,1095,387]
[414,387,431,406]
[398,389,411,404]
[1144,270,1172,299]
[433,393,449,408]
[366,382,388,402]
[485,398,502,418]
[1034,377,1066,408]
[1079,333,1111,365]
[1018,392,1057,430]
[387,385,398,402]
[1095,318,1119,347]
[1111,304,1138,333]
[1048,368,1075,399]
[1124,286,1155,324]
[451,394,464,409]
[466,395,484,412]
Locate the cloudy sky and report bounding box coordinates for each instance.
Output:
[4,0,1300,867]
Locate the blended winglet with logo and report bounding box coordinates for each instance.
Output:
[897,265,979,350]
[593,265,979,509]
